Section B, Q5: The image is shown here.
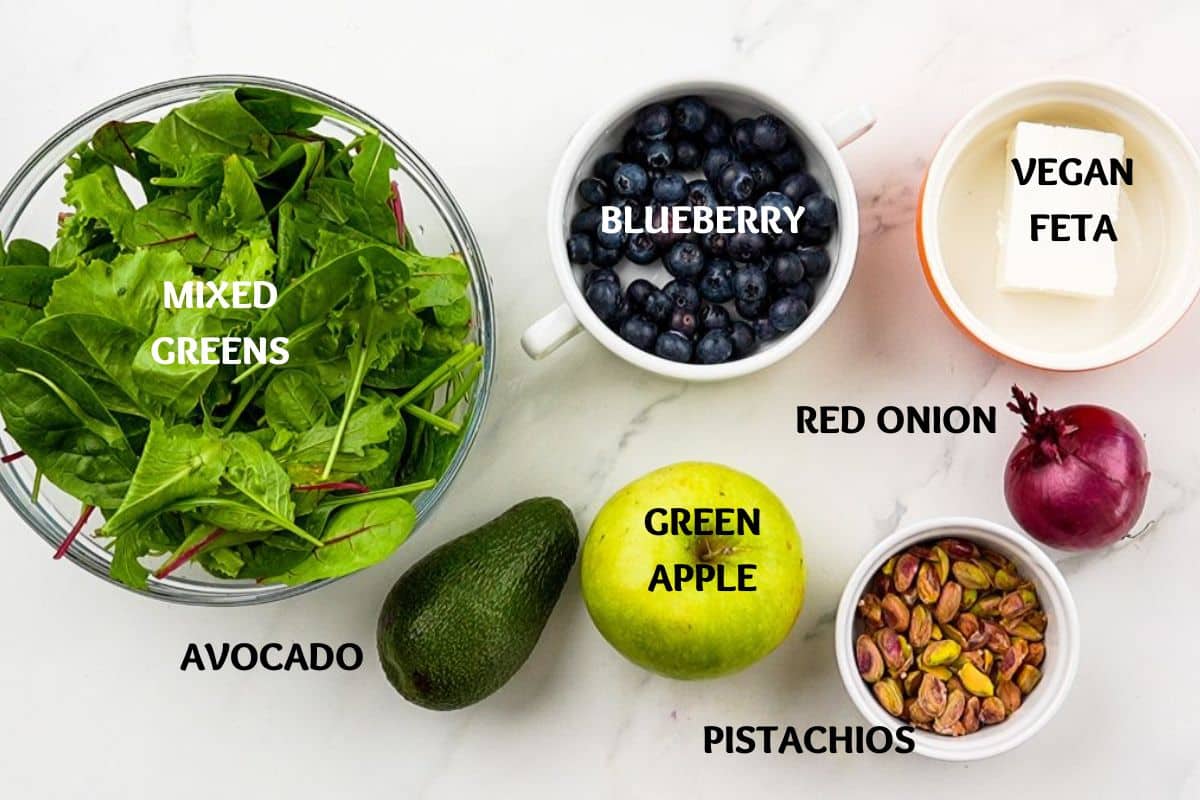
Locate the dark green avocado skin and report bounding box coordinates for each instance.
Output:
[376,498,579,710]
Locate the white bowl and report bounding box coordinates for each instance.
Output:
[834,517,1080,761]
[918,77,1200,371]
[522,79,873,381]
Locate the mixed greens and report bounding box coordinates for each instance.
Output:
[0,87,482,589]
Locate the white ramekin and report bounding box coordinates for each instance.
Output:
[521,79,874,381]
[834,517,1080,761]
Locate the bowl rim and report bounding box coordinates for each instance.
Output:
[0,74,495,605]
[917,75,1200,371]
[834,516,1080,761]
[545,78,860,382]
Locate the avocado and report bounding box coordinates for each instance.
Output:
[376,497,578,710]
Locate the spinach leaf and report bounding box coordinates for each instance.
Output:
[137,90,277,171]
[0,338,136,507]
[24,313,146,415]
[350,134,398,204]
[267,496,415,585]
[186,433,297,535]
[278,395,401,484]
[44,249,191,334]
[0,266,67,337]
[5,239,51,266]
[264,371,332,434]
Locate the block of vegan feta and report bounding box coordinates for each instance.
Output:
[997,121,1125,298]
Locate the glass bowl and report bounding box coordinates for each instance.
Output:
[0,75,495,605]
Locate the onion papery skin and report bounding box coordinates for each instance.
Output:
[1004,402,1150,551]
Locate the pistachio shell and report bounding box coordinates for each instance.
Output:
[957,662,995,697]
[874,678,905,717]
[935,581,963,624]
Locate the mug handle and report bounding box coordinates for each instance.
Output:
[521,302,582,360]
[824,104,876,148]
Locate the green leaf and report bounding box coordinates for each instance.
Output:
[401,252,470,310]
[45,249,192,335]
[0,338,136,508]
[5,239,51,266]
[137,90,277,171]
[279,396,401,484]
[0,266,67,337]
[65,162,135,235]
[187,433,296,535]
[264,371,332,433]
[91,121,159,196]
[130,307,223,417]
[24,313,146,416]
[268,496,415,585]
[349,134,398,204]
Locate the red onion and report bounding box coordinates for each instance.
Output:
[1004,385,1150,551]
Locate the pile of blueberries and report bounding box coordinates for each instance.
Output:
[566,95,837,365]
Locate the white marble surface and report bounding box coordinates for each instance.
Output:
[2,0,1199,797]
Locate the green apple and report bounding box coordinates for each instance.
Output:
[581,461,805,680]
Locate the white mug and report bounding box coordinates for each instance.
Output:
[522,79,874,381]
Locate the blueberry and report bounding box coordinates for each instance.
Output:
[732,118,757,157]
[644,140,673,169]
[772,231,800,251]
[701,231,728,257]
[652,173,688,205]
[729,320,756,357]
[702,145,736,185]
[735,297,765,320]
[585,279,622,321]
[654,330,693,363]
[673,96,710,135]
[596,227,625,251]
[670,307,698,338]
[625,232,658,265]
[583,267,618,291]
[635,103,672,139]
[571,206,602,234]
[727,231,768,262]
[752,113,790,153]
[578,178,608,206]
[695,329,734,364]
[799,221,832,246]
[646,167,666,184]
[701,109,732,146]
[593,152,624,182]
[800,193,837,228]
[674,139,702,170]
[591,246,621,268]
[756,191,796,227]
[770,146,806,174]
[620,315,659,351]
[699,303,731,331]
[780,172,820,204]
[768,250,805,286]
[686,179,718,209]
[796,246,831,279]
[748,160,778,196]
[753,316,778,342]
[733,264,769,304]
[717,161,755,202]
[769,294,809,333]
[626,278,657,309]
[611,196,643,225]
[643,289,674,325]
[607,291,630,330]
[698,259,735,303]
[789,279,816,306]
[566,233,594,265]
[650,227,682,251]
[613,163,649,197]
[664,241,706,279]
[663,279,701,312]
[622,129,649,161]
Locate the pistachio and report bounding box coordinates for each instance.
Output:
[930,624,944,641]
[918,673,949,717]
[910,545,934,560]
[881,593,911,632]
[921,639,962,668]
[935,581,963,624]
[957,662,995,697]
[939,538,979,560]
[909,604,933,648]
[855,635,885,682]
[934,688,966,733]
[1008,622,1043,642]
[961,588,978,610]
[874,628,905,672]
[916,561,942,604]
[1026,610,1048,632]
[970,595,1002,618]
[906,698,934,724]
[932,546,951,584]
[959,649,988,672]
[874,678,905,717]
[952,560,992,590]
[1027,642,1046,668]
[918,664,953,681]
[893,553,920,593]
[993,569,1021,591]
[983,621,1011,653]
[980,696,1008,724]
[858,594,884,628]
[997,679,1022,714]
[998,638,1029,681]
[946,676,964,694]
[961,696,981,733]
[957,612,980,640]
[882,556,896,576]
[941,623,967,649]
[981,548,1014,571]
[998,590,1030,618]
[1016,664,1043,694]
[903,670,924,697]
